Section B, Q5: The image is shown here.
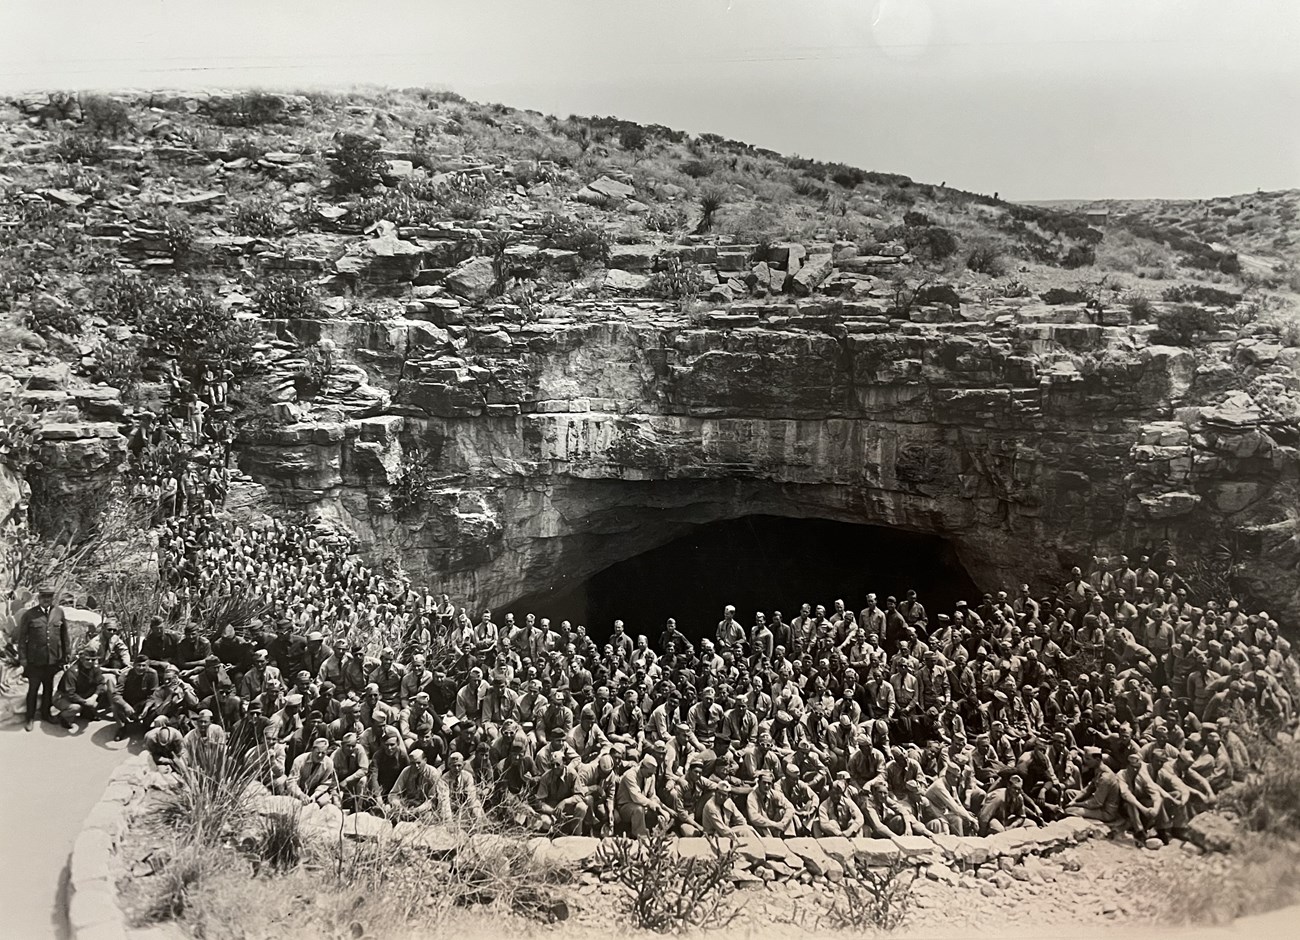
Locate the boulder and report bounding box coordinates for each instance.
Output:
[548,835,601,866]
[789,253,834,296]
[851,837,901,865]
[785,837,842,877]
[675,837,717,861]
[766,242,807,273]
[603,269,651,293]
[815,836,856,867]
[890,834,939,859]
[444,256,498,302]
[608,244,659,272]
[255,794,303,817]
[1186,813,1239,853]
[341,812,391,842]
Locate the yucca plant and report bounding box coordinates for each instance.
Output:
[258,808,305,871]
[694,189,725,235]
[158,745,258,845]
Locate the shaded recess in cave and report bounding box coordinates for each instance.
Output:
[502,514,981,645]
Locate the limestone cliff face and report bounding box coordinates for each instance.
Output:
[238,301,1300,621]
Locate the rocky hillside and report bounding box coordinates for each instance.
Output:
[1034,190,1300,285]
[1,87,1298,620]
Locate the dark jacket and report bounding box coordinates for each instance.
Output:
[16,604,69,667]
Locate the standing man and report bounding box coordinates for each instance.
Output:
[15,585,70,732]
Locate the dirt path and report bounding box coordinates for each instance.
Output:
[0,693,132,940]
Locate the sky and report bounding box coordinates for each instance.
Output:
[1,0,1297,201]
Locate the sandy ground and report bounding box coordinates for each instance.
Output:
[0,691,132,940]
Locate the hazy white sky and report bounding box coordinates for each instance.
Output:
[2,0,1296,200]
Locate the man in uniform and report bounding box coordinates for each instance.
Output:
[15,585,69,731]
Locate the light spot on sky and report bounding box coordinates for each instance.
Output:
[871,0,935,59]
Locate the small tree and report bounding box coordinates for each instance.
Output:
[618,124,649,157]
[79,94,132,138]
[596,829,739,933]
[328,133,387,194]
[825,855,921,933]
[1155,304,1219,345]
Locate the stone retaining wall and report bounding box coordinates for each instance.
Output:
[67,752,151,940]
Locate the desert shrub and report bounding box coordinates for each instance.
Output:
[53,132,109,164]
[0,397,42,472]
[328,133,386,194]
[914,283,962,307]
[135,285,264,381]
[966,242,1005,276]
[138,845,208,925]
[257,275,321,319]
[1154,304,1219,345]
[96,271,160,323]
[390,446,441,518]
[1040,287,1088,305]
[79,94,132,138]
[129,207,195,256]
[1182,245,1241,275]
[227,197,285,237]
[829,163,865,189]
[42,91,80,123]
[257,810,305,871]
[156,746,257,845]
[1281,321,1300,348]
[225,135,267,161]
[825,855,920,933]
[1061,244,1096,269]
[679,159,713,179]
[1161,284,1242,306]
[537,213,610,263]
[880,185,916,207]
[1001,279,1031,298]
[618,124,649,155]
[91,342,143,397]
[596,830,738,933]
[25,302,83,337]
[1123,291,1153,321]
[643,204,687,233]
[647,255,710,303]
[349,192,441,229]
[209,91,286,127]
[792,175,825,198]
[46,163,113,200]
[886,222,958,262]
[902,210,932,227]
[1225,741,1300,835]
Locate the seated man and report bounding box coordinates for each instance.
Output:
[745,770,798,836]
[182,708,228,765]
[332,731,371,813]
[701,780,760,841]
[814,772,865,837]
[777,762,819,836]
[53,648,107,733]
[444,752,485,822]
[978,775,1044,835]
[615,753,664,837]
[144,715,185,770]
[388,748,450,821]
[287,736,340,806]
[110,653,160,741]
[1066,746,1151,838]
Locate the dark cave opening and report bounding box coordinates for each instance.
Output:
[502,514,981,645]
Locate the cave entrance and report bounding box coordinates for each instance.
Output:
[503,514,980,645]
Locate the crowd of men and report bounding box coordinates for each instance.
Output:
[12,506,1298,848]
